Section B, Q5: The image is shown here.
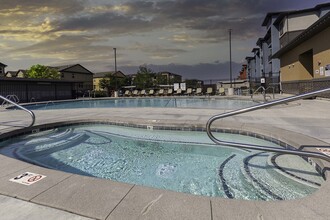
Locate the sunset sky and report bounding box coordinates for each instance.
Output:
[1,0,329,80]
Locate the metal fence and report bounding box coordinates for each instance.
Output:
[0,78,75,103]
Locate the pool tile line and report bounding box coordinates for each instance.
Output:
[270,154,321,187]
[0,120,295,150]
[218,154,236,199]
[243,152,283,201]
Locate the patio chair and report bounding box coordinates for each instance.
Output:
[176,88,182,95]
[167,88,173,96]
[195,88,202,95]
[158,89,164,96]
[140,90,146,96]
[132,90,139,96]
[124,90,131,97]
[206,87,213,96]
[186,88,192,96]
[148,89,154,96]
[218,87,225,96]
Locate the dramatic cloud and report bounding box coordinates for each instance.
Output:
[1,0,329,79]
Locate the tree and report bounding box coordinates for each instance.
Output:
[133,65,156,89]
[26,64,60,79]
[155,74,167,86]
[99,73,129,91]
[185,79,203,88]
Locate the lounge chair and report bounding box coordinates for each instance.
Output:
[176,88,182,95]
[186,88,192,96]
[148,89,154,96]
[167,88,173,96]
[158,89,164,96]
[206,87,213,96]
[195,88,202,95]
[218,87,225,96]
[140,90,146,96]
[124,90,131,97]
[132,90,139,96]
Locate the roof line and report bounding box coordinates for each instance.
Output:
[273,11,330,58]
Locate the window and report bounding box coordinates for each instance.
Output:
[72,73,75,78]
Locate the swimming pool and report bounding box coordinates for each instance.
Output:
[0,124,323,201]
[23,98,256,110]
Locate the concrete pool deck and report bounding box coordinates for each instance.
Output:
[0,94,330,219]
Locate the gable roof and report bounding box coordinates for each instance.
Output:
[94,71,126,78]
[0,62,7,67]
[262,12,281,26]
[5,71,17,77]
[50,64,94,75]
[273,3,330,25]
[262,3,330,26]
[17,69,27,74]
[158,71,182,77]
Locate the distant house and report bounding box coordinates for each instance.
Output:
[0,62,7,77]
[5,69,25,78]
[157,72,182,85]
[50,64,94,92]
[93,71,126,91]
[16,69,26,78]
[5,71,17,78]
[273,11,330,96]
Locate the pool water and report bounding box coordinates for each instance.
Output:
[23,98,255,110]
[0,125,324,200]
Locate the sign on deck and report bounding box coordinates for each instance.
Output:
[9,172,46,186]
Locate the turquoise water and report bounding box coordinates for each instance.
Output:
[23,98,255,110]
[0,125,323,200]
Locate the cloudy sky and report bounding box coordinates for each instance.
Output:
[0,0,329,80]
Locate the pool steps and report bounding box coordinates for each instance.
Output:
[219,152,322,200]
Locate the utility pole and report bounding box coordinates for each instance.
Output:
[113,48,117,73]
[113,48,117,93]
[229,29,232,88]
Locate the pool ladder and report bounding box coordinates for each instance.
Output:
[0,95,35,127]
[206,88,330,163]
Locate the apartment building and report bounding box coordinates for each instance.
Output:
[273,11,330,96]
[245,48,261,89]
[247,3,330,93]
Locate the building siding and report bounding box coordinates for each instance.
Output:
[280,27,330,82]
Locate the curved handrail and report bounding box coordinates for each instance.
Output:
[206,88,330,163]
[264,86,275,99]
[0,95,35,127]
[251,86,266,101]
[1,94,19,106]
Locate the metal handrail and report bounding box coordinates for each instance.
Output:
[0,95,35,127]
[265,86,275,99]
[206,88,330,163]
[1,94,20,106]
[251,86,266,101]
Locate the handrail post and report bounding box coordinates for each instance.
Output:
[206,88,330,163]
[0,95,35,127]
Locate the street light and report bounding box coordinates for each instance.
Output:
[229,29,232,88]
